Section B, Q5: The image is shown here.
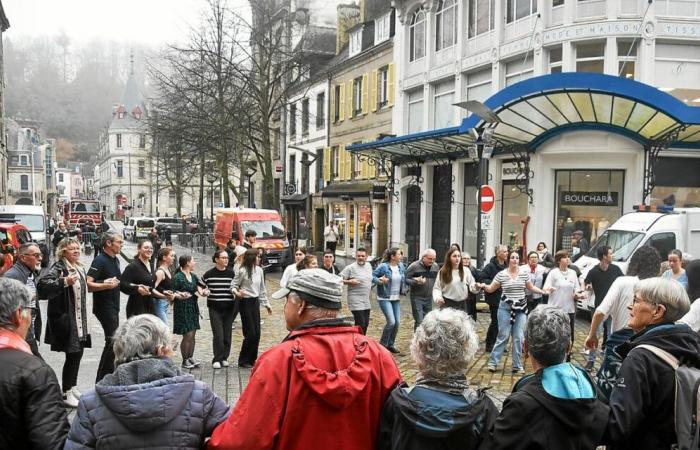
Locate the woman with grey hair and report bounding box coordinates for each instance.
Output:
[65,314,230,449]
[603,277,700,450]
[378,308,497,450]
[483,305,609,449]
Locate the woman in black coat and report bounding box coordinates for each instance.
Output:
[120,239,158,317]
[37,236,91,408]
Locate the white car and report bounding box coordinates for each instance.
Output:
[123,217,156,242]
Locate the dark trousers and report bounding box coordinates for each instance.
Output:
[485,303,499,351]
[566,312,576,362]
[466,294,478,321]
[326,241,337,254]
[27,306,42,358]
[63,349,84,392]
[351,309,371,334]
[442,298,468,312]
[238,297,261,366]
[95,311,119,383]
[210,302,237,363]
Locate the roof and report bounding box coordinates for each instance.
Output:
[348,73,700,161]
[298,25,336,55]
[0,1,9,33]
[109,71,148,130]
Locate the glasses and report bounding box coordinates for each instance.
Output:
[24,252,43,258]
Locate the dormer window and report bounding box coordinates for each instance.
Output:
[116,105,126,119]
[375,12,391,44]
[132,106,142,120]
[349,28,362,57]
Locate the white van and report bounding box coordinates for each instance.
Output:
[575,206,700,311]
[0,205,47,244]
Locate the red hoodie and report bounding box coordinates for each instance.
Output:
[208,321,402,450]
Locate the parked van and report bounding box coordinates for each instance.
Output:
[123,217,156,242]
[575,205,700,311]
[0,205,47,245]
[214,208,289,267]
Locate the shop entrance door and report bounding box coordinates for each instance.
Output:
[405,186,421,262]
[431,165,452,261]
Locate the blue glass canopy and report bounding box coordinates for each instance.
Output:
[347,73,700,160]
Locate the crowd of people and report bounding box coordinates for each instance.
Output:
[2,219,700,450]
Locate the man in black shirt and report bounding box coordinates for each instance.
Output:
[583,245,623,371]
[86,231,123,382]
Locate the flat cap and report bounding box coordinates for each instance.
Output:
[271,268,343,309]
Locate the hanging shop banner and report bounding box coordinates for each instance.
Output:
[560,191,619,207]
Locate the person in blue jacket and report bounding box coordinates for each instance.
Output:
[373,247,406,353]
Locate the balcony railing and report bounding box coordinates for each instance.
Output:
[549,4,564,26]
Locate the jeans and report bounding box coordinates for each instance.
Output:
[485,303,499,351]
[238,297,261,366]
[351,309,371,334]
[210,303,236,363]
[95,310,119,383]
[488,304,527,369]
[153,298,169,324]
[378,299,400,347]
[410,296,432,330]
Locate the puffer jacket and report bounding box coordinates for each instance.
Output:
[65,357,230,449]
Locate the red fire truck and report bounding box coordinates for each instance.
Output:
[63,200,103,230]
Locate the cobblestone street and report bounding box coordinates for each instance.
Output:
[41,231,599,418]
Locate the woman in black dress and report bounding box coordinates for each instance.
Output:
[120,240,157,317]
[173,254,210,369]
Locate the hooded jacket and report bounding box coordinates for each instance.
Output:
[207,319,403,450]
[64,357,230,449]
[604,323,700,450]
[479,256,507,307]
[483,363,609,450]
[377,379,498,450]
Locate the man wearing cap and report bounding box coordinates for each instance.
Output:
[208,268,402,450]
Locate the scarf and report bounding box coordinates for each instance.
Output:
[0,328,32,355]
[63,259,90,341]
[414,374,479,402]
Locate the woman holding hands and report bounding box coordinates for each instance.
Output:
[173,254,210,369]
[433,247,479,312]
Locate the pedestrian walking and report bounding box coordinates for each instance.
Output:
[602,278,699,450]
[522,251,548,313]
[64,314,229,449]
[535,241,554,268]
[86,231,123,383]
[433,247,479,313]
[679,259,700,330]
[324,220,339,254]
[340,247,375,334]
[208,268,402,450]
[373,247,406,354]
[173,254,210,369]
[37,237,91,408]
[202,250,238,369]
[280,247,306,288]
[584,245,661,398]
[405,249,439,329]
[3,242,43,357]
[483,306,609,450]
[152,247,177,324]
[662,249,688,290]
[321,249,341,275]
[231,249,272,368]
[148,227,162,265]
[571,230,589,262]
[52,221,69,254]
[120,240,157,318]
[225,239,238,269]
[462,253,481,321]
[479,245,508,352]
[378,308,497,450]
[478,251,552,373]
[0,278,69,449]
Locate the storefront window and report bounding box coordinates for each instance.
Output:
[501,181,529,254]
[554,170,624,253]
[358,204,373,252]
[332,203,346,252]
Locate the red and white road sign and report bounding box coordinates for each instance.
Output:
[480,185,495,213]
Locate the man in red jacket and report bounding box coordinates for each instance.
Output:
[208,268,402,450]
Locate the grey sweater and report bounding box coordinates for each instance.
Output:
[405,260,440,299]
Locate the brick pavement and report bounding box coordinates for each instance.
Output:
[41,232,599,419]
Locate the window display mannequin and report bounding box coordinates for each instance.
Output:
[562,218,574,252]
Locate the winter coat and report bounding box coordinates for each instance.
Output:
[207,319,403,450]
[0,332,69,449]
[37,258,91,353]
[65,357,230,449]
[483,363,609,450]
[479,256,507,307]
[378,379,498,450]
[603,323,700,450]
[373,262,407,299]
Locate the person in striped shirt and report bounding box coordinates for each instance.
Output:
[202,249,238,369]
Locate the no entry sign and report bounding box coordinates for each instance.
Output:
[480,185,495,213]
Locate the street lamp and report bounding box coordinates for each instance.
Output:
[454,100,500,268]
[206,169,218,221]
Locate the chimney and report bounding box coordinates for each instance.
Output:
[336,3,361,54]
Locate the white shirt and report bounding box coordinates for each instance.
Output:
[544,268,580,314]
[596,276,638,332]
[280,263,298,288]
[678,298,700,332]
[432,269,477,303]
[520,264,547,299]
[324,225,339,242]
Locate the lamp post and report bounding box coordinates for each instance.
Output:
[454,100,500,268]
[206,169,218,221]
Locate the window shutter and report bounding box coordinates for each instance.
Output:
[330,86,336,123]
[338,146,346,181]
[360,158,368,179]
[345,148,353,180]
[387,63,396,106]
[347,81,354,119]
[361,73,369,114]
[339,83,346,121]
[323,147,331,182]
[370,70,378,112]
[367,159,376,179]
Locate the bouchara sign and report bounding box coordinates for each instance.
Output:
[560,191,619,207]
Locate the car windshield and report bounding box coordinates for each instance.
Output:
[0,230,7,242]
[241,220,285,239]
[71,201,100,213]
[137,220,155,228]
[0,214,44,232]
[587,229,645,262]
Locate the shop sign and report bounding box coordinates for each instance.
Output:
[541,21,640,45]
[502,162,532,181]
[560,191,619,207]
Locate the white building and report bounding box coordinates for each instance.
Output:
[349,0,700,262]
[55,166,72,201]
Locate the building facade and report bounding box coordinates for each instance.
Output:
[357,0,700,262]
[0,2,9,205]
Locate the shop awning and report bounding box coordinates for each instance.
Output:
[347,73,700,159]
[321,182,375,198]
[281,193,308,205]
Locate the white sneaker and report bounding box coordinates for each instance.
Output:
[70,386,82,400]
[212,361,222,369]
[63,390,79,408]
[221,361,230,367]
[188,357,201,367]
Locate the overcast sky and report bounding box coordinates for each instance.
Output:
[3,0,251,46]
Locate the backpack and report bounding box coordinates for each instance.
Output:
[635,344,700,450]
